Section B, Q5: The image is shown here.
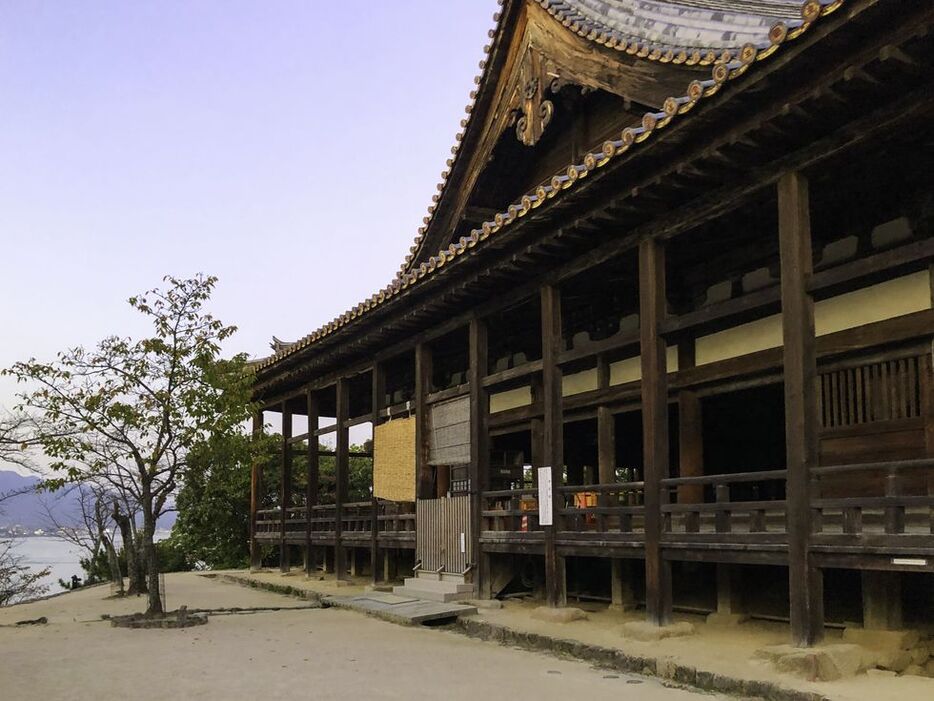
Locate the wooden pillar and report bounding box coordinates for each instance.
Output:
[469,318,490,596]
[415,343,433,500]
[541,284,566,608]
[249,411,264,571]
[861,571,903,630]
[530,374,544,488]
[371,363,384,584]
[639,237,673,626]
[778,171,824,646]
[596,354,615,487]
[279,402,293,573]
[335,379,350,580]
[597,407,615,486]
[305,391,320,577]
[678,341,703,504]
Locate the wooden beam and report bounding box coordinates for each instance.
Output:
[249,411,264,571]
[280,401,293,573]
[415,343,433,500]
[335,379,350,580]
[469,318,490,597]
[778,171,824,647]
[639,237,673,626]
[305,391,320,576]
[541,284,566,607]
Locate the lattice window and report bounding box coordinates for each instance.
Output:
[819,355,925,429]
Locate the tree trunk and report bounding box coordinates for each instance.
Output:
[142,510,162,615]
[101,534,124,596]
[113,501,146,595]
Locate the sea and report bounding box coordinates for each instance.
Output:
[12,536,85,594]
[11,532,172,596]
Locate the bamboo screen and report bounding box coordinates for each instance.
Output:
[373,417,416,502]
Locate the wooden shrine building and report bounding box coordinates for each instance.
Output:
[249,0,934,646]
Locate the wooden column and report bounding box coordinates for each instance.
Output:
[678,341,704,505]
[415,343,434,500]
[639,237,673,626]
[335,379,350,580]
[249,411,264,571]
[305,391,320,576]
[597,407,615,486]
[279,402,292,573]
[541,284,566,608]
[371,363,385,584]
[530,374,544,488]
[469,318,490,596]
[778,171,824,646]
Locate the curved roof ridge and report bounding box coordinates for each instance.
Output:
[256,0,842,372]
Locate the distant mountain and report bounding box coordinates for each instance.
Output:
[0,470,175,531]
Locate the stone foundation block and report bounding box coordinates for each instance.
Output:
[621,620,695,642]
[705,612,749,627]
[531,606,588,623]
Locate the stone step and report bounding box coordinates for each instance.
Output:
[404,577,473,593]
[392,584,474,603]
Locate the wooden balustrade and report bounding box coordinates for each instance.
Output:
[254,509,281,537]
[481,488,541,533]
[661,470,788,536]
[376,501,416,537]
[556,482,645,534]
[811,458,934,539]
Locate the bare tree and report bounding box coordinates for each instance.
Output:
[42,483,124,595]
[0,538,49,606]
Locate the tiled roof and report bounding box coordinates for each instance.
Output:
[254,0,842,373]
[543,1,805,51]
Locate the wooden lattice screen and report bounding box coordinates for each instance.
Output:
[818,353,927,430]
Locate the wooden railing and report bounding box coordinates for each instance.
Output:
[481,488,541,533]
[255,508,280,537]
[376,501,416,541]
[556,482,645,535]
[309,504,337,536]
[341,502,374,539]
[811,458,934,539]
[661,470,788,536]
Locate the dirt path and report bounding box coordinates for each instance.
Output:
[0,573,718,701]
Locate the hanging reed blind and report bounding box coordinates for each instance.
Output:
[373,417,416,502]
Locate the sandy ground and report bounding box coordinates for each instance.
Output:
[0,572,720,701]
[220,569,934,701]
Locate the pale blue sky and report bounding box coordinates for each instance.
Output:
[0,1,498,421]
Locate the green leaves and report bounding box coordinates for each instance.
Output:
[4,273,255,515]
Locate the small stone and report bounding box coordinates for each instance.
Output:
[656,657,677,680]
[531,606,588,623]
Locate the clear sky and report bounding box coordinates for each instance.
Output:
[0,1,499,432]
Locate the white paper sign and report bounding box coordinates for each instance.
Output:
[538,467,553,526]
[460,532,466,553]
